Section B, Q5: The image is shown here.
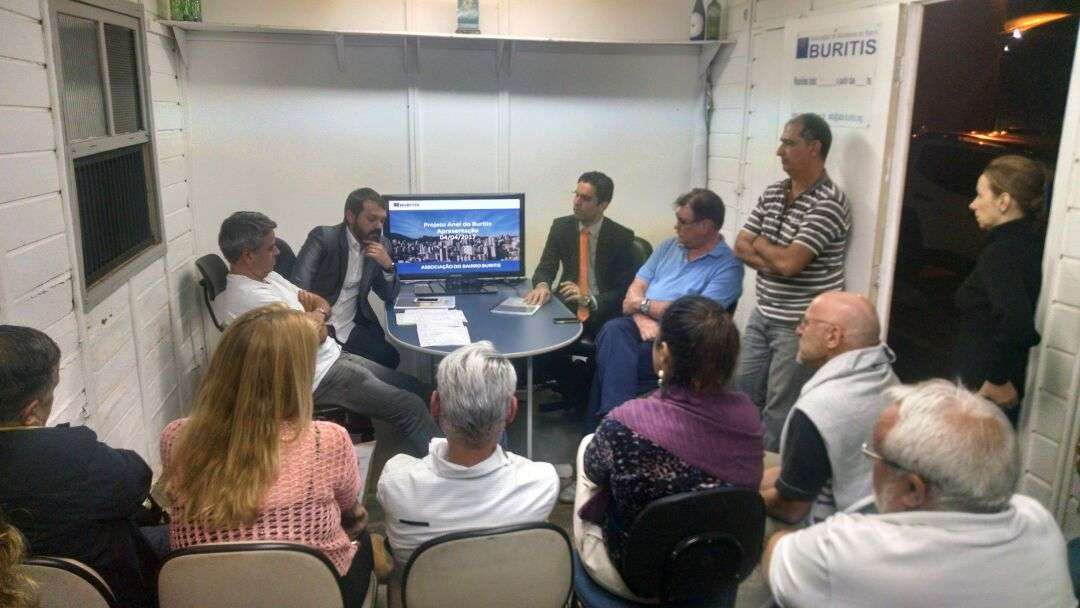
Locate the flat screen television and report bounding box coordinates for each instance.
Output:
[385,193,525,285]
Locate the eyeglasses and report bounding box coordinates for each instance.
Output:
[796,315,838,331]
[675,217,705,228]
[860,441,908,472]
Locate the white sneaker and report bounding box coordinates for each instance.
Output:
[558,484,576,504]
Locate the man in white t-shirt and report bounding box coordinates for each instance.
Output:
[765,379,1074,607]
[214,211,440,456]
[377,341,558,566]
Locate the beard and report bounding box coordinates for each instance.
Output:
[350,221,380,243]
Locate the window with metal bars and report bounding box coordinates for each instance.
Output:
[51,0,162,307]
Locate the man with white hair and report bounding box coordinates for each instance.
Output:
[377,341,560,565]
[760,291,897,524]
[765,380,1074,607]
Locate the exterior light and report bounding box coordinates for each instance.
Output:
[1002,12,1073,35]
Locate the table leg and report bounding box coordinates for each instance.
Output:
[527,355,534,460]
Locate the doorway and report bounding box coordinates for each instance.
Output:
[886,0,1078,383]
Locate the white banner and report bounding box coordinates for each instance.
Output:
[789,24,883,129]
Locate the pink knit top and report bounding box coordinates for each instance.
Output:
[160,418,361,575]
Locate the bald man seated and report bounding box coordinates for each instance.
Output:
[760,291,899,525]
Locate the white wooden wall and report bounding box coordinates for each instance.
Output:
[0,0,205,474]
[1031,35,1080,530]
[184,35,703,287]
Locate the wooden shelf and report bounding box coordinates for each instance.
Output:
[159,20,731,48]
[160,20,731,76]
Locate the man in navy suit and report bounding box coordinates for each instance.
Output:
[523,172,639,421]
[294,188,401,369]
[524,171,638,336]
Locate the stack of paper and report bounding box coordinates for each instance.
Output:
[397,308,471,347]
[395,309,467,326]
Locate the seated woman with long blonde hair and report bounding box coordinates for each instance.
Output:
[161,304,372,605]
[0,511,37,608]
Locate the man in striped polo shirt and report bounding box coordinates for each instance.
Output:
[733,113,851,451]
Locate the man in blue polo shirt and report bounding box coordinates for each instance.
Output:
[585,188,743,431]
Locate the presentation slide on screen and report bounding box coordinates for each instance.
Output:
[387,198,522,276]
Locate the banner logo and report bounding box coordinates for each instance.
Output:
[796,35,877,60]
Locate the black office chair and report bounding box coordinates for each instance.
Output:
[196,253,229,332]
[629,236,653,271]
[573,487,765,607]
[274,237,297,279]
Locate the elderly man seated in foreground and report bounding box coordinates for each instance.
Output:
[377,341,559,566]
[765,379,1073,607]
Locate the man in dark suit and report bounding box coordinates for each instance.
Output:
[524,171,637,336]
[294,188,401,369]
[523,171,637,425]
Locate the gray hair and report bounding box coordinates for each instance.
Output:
[219,211,277,263]
[881,379,1018,513]
[436,341,516,447]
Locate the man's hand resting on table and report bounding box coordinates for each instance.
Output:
[523,283,552,306]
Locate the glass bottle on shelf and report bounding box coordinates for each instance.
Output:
[456,0,480,34]
[706,0,726,41]
[169,0,201,22]
[690,0,706,41]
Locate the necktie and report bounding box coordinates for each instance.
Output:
[577,228,590,322]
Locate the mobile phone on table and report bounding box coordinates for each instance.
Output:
[553,317,578,324]
[415,297,439,302]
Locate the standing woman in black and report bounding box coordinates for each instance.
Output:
[954,154,1050,426]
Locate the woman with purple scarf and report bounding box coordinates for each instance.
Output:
[572,295,764,600]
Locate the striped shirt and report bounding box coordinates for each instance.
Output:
[743,174,851,322]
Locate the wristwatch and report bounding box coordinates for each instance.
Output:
[639,298,651,315]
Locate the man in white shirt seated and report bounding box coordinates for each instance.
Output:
[213,211,440,456]
[377,341,559,566]
[765,379,1074,607]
